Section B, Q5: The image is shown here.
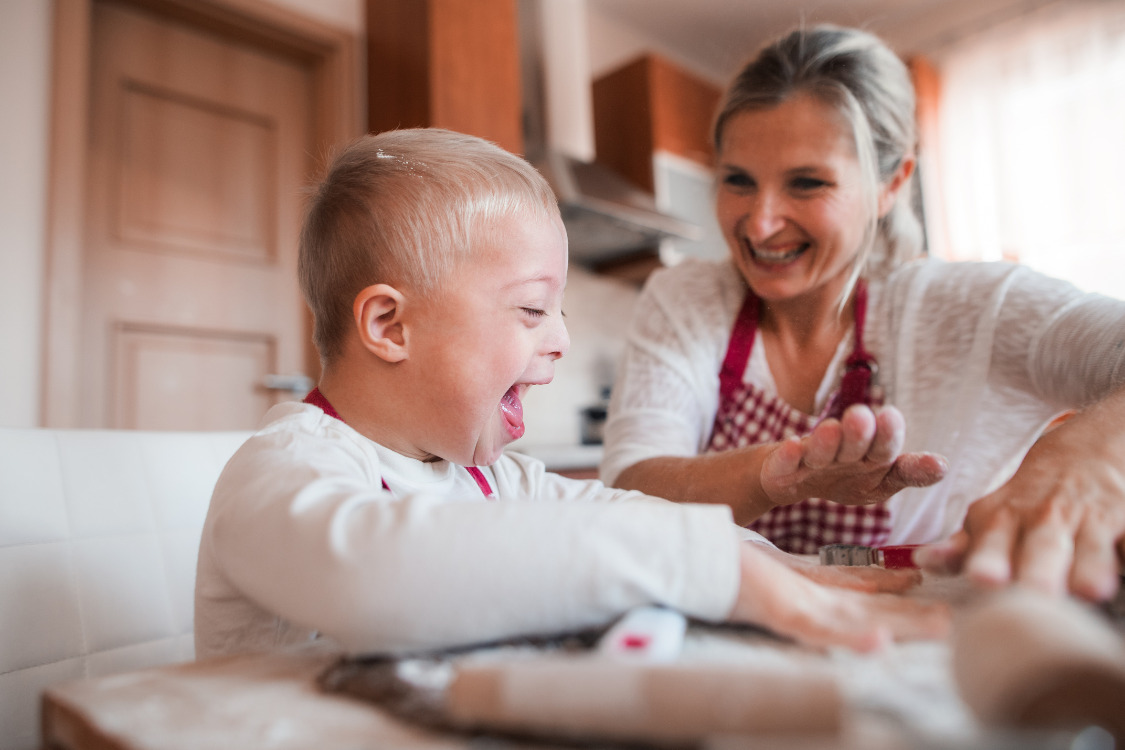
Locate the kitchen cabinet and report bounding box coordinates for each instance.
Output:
[366,0,523,155]
[592,53,721,193]
[592,54,728,279]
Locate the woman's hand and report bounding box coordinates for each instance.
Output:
[761,404,948,508]
[916,392,1125,602]
[727,542,949,652]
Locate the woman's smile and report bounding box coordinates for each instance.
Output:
[742,233,810,267]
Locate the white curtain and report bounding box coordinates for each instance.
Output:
[927,0,1125,297]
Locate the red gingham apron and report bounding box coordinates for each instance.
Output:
[705,282,891,553]
[303,387,494,498]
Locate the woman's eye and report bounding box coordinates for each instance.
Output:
[721,172,754,189]
[791,176,828,191]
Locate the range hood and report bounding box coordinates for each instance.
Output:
[519,0,701,264]
[531,149,703,263]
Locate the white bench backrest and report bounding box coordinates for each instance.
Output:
[0,428,249,750]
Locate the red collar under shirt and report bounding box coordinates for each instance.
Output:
[302,387,494,499]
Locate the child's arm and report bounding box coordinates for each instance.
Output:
[205,429,741,654]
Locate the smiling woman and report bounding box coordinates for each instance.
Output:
[603,23,1125,603]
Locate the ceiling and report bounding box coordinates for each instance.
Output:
[587,0,1051,80]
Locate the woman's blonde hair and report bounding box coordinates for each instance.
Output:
[713,25,924,283]
[299,128,559,363]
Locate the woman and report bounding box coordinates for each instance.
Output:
[602,25,1125,601]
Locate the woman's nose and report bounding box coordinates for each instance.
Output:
[745,192,786,241]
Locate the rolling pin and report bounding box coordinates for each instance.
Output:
[951,588,1125,742]
[446,653,842,744]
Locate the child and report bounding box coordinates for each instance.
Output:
[194,128,946,660]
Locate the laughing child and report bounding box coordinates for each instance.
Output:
[194,128,946,659]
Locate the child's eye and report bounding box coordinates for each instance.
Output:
[521,307,547,318]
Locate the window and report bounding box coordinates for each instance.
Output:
[923,0,1125,298]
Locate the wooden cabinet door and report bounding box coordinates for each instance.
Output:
[81,2,313,429]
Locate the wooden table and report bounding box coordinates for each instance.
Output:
[42,649,465,750]
[39,633,973,750]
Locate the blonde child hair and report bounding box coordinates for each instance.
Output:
[298,128,559,363]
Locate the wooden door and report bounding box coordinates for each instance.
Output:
[81,1,313,430]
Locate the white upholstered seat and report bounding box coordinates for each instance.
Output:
[0,428,249,750]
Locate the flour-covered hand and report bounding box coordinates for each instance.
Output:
[761,404,947,508]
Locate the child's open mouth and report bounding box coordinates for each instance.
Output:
[500,386,525,439]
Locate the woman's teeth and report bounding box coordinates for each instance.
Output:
[751,244,805,264]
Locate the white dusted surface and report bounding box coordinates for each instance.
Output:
[40,575,1125,749]
[0,427,249,750]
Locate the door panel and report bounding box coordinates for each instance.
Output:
[117,83,276,263]
[84,2,312,429]
[112,325,275,430]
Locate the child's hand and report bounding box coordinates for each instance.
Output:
[761,405,948,508]
[727,543,950,652]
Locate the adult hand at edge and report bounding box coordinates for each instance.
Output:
[760,404,948,508]
[916,393,1125,602]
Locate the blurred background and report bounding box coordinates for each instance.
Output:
[2,0,1123,472]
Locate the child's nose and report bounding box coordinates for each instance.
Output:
[545,318,570,360]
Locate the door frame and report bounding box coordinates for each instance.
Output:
[42,0,362,427]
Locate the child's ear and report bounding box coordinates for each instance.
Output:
[354,284,408,363]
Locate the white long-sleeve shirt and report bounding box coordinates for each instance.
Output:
[603,257,1125,545]
[194,402,742,659]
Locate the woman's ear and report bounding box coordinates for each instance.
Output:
[877,155,917,218]
[354,284,408,363]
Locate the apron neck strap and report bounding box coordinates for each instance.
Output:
[719,280,875,415]
[826,280,876,420]
[719,288,760,397]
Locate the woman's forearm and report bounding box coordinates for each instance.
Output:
[613,447,774,525]
[613,406,948,527]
